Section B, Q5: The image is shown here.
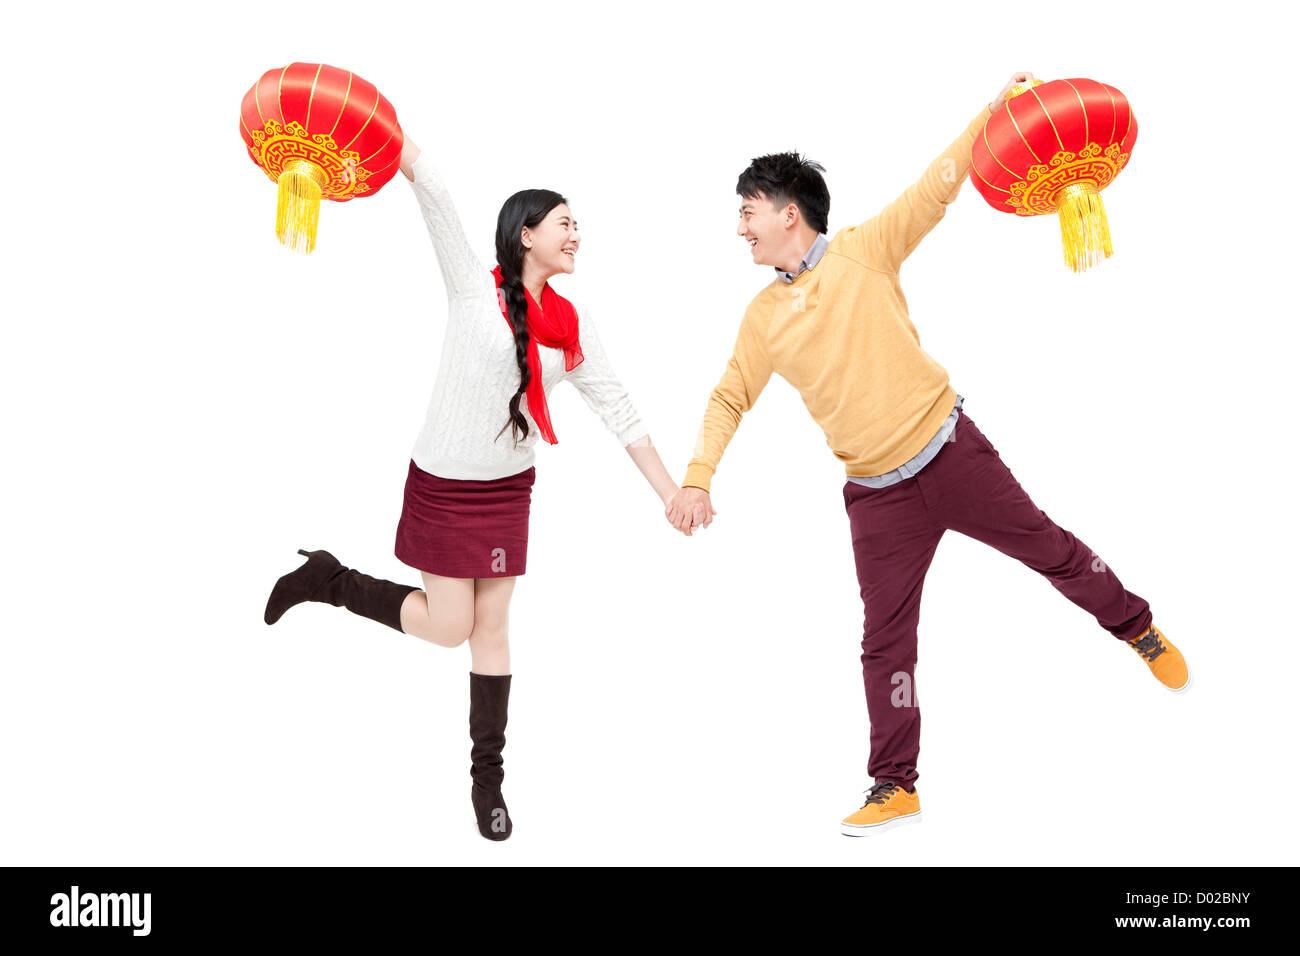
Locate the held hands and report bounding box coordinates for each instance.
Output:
[665,486,716,537]
[989,72,1036,114]
[622,437,714,536]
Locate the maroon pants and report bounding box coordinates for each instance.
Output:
[842,408,1152,793]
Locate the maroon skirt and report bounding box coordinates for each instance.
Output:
[395,459,536,578]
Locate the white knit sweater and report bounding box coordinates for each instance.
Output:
[406,152,649,480]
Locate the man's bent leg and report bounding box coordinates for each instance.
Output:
[924,410,1152,642]
[843,478,946,793]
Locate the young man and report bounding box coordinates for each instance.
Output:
[665,72,1189,837]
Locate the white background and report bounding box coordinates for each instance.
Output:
[3,0,1296,866]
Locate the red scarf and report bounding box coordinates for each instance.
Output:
[492,264,584,444]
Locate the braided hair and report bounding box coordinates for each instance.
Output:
[493,189,569,446]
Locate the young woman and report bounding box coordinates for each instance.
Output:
[263,134,710,842]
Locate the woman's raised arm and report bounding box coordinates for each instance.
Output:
[400,136,489,300]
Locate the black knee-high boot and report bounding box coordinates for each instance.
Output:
[263,549,418,632]
[469,672,513,841]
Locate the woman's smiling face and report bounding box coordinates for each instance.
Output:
[522,204,580,277]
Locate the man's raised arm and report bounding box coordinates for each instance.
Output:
[840,106,990,274]
[840,73,1035,274]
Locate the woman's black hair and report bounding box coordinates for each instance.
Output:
[493,188,569,446]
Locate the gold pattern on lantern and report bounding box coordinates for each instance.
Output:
[247,119,373,198]
[1004,143,1129,217]
[1001,143,1130,273]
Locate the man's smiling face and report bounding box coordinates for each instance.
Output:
[736,192,790,267]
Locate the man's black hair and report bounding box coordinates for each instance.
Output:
[736,152,830,235]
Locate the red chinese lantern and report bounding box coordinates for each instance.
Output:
[970,77,1137,272]
[239,62,404,253]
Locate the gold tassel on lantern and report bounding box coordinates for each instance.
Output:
[275,159,327,254]
[1055,182,1113,273]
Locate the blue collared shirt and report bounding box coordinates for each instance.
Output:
[845,394,965,488]
[776,233,829,283]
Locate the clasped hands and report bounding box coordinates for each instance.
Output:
[664,486,716,537]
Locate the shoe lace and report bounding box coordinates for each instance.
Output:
[1130,628,1166,663]
[862,782,900,807]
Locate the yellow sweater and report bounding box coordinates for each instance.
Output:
[682,105,992,494]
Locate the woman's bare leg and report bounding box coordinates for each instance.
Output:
[467,576,516,675]
[398,572,476,648]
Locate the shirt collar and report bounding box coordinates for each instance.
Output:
[776,233,829,283]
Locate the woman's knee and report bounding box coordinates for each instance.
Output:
[416,573,476,647]
[467,615,508,651]
[422,602,474,646]
[467,579,514,650]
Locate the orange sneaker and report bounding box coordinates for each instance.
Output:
[1128,623,1190,693]
[840,781,922,837]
